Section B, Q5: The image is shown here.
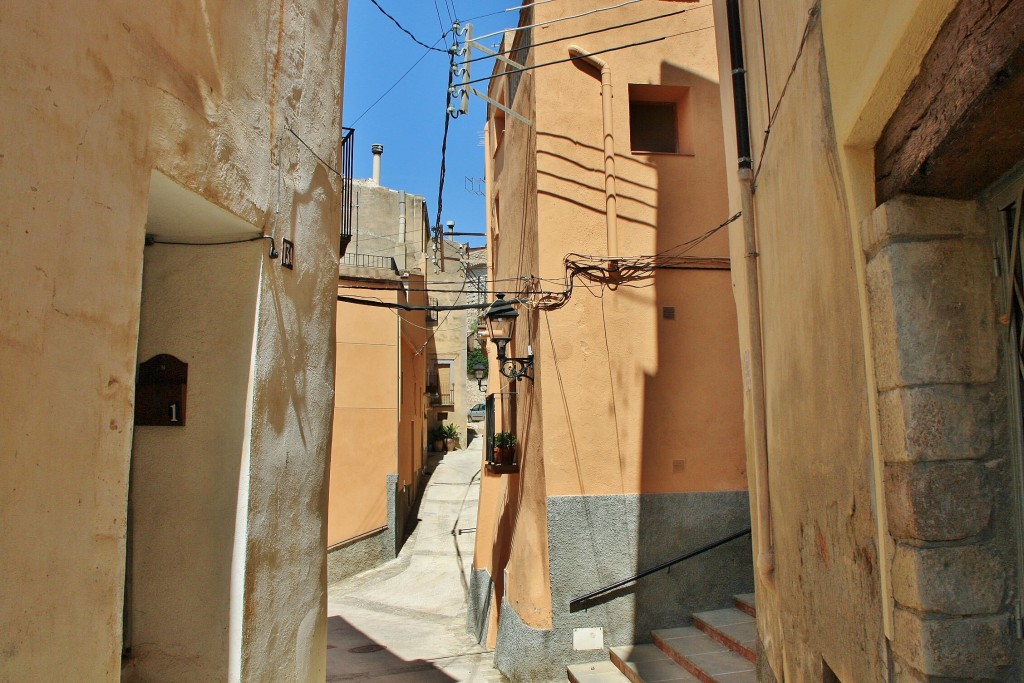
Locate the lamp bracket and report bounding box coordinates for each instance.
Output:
[499,357,534,382]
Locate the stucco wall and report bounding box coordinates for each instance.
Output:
[0,0,345,679]
[475,0,746,665]
[125,242,260,680]
[709,0,1000,680]
[330,285,400,545]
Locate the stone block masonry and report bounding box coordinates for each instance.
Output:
[862,195,1018,681]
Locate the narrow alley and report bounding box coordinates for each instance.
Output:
[326,438,506,683]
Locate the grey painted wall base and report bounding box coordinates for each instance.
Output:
[467,568,493,645]
[327,474,406,585]
[386,472,400,557]
[494,490,753,682]
[326,528,392,585]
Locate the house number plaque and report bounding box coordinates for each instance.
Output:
[134,354,187,426]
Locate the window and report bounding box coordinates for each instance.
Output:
[628,84,692,155]
[630,101,678,153]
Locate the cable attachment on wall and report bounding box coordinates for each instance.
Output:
[264,235,280,259]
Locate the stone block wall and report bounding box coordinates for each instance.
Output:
[862,195,1018,680]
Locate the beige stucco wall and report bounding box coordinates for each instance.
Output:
[427,241,473,441]
[0,0,345,679]
[126,242,261,680]
[475,0,745,641]
[711,0,962,679]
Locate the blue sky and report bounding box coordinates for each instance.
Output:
[343,0,518,248]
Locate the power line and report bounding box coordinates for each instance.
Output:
[474,0,642,42]
[432,0,448,39]
[461,25,714,88]
[367,0,446,52]
[462,2,712,66]
[461,0,562,24]
[286,126,342,176]
[753,4,819,187]
[339,295,521,312]
[348,39,443,126]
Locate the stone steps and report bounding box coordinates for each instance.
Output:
[568,594,757,683]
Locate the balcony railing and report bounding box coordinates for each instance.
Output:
[341,252,397,271]
[340,127,355,256]
[427,383,454,406]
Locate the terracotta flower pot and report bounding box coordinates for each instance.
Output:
[493,446,515,466]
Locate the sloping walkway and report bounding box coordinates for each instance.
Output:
[327,438,506,682]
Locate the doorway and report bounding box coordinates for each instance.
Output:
[121,172,262,680]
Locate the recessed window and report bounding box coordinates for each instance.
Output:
[630,101,678,153]
[628,84,692,155]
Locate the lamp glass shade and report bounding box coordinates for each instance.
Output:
[486,298,518,343]
[473,363,486,380]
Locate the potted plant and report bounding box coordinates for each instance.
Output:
[430,427,445,453]
[440,423,459,451]
[493,432,517,466]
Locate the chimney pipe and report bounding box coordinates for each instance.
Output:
[371,143,384,186]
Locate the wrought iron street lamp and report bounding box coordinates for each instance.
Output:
[485,294,534,382]
[473,362,487,391]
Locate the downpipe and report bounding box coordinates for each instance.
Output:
[568,45,618,259]
[726,0,774,586]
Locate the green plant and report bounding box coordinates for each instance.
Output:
[467,347,487,374]
[440,423,459,439]
[493,432,517,448]
[429,426,445,442]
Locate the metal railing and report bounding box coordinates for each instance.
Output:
[568,527,752,611]
[340,127,355,255]
[428,386,454,406]
[341,252,397,271]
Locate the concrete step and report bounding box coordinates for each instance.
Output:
[692,608,756,663]
[732,593,756,618]
[608,643,701,683]
[652,626,756,683]
[568,660,632,683]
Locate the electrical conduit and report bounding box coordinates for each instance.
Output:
[725,0,774,585]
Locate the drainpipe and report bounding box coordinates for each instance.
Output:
[371,143,383,186]
[726,0,774,585]
[568,45,617,258]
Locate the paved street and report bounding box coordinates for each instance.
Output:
[327,438,507,682]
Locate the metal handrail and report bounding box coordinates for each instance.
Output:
[568,527,752,610]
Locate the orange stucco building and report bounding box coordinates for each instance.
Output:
[467,2,751,678]
[327,176,430,581]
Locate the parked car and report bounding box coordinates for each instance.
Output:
[468,403,486,422]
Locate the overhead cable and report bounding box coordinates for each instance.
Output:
[367,0,447,52]
[753,4,819,186]
[339,296,525,311]
[463,2,711,65]
[474,0,642,41]
[348,38,443,126]
[461,25,714,88]
[286,126,342,176]
[461,0,560,23]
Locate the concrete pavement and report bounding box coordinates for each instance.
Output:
[327,437,507,682]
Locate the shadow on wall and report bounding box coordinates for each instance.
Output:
[537,60,752,679]
[326,615,457,682]
[634,60,751,635]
